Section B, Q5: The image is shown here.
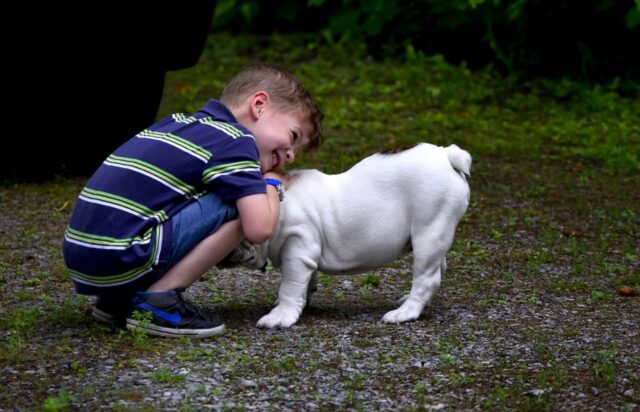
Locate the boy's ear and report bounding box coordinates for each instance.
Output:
[250,91,270,120]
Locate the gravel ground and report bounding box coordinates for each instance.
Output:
[1,158,639,411]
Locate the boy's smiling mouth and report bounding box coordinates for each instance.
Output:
[271,151,281,170]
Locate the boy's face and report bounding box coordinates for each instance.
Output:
[252,107,312,173]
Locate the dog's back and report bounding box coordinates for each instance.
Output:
[362,143,471,207]
[271,143,471,273]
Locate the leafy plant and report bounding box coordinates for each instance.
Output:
[42,389,75,411]
[151,368,188,385]
[592,350,616,386]
[120,310,153,348]
[360,274,381,288]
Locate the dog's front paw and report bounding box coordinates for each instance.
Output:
[256,306,300,329]
[382,301,423,324]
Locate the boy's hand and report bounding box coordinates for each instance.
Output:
[263,171,299,190]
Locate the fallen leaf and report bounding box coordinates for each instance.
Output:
[617,286,639,297]
[174,82,192,94]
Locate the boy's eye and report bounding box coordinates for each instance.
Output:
[291,131,299,142]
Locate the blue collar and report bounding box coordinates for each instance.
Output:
[198,99,237,123]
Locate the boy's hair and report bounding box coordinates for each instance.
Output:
[220,63,324,153]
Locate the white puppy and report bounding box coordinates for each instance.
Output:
[226,143,471,328]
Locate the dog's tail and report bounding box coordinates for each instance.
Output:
[446,144,472,177]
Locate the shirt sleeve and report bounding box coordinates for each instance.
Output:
[201,136,266,202]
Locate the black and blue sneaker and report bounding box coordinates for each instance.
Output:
[126,289,225,338]
[92,294,134,326]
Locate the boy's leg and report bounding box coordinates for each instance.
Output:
[127,212,244,337]
[148,219,243,291]
[93,219,242,326]
[92,290,136,325]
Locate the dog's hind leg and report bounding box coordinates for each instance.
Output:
[382,224,453,324]
[396,257,446,306]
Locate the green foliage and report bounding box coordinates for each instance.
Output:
[210,0,640,88]
[151,368,188,385]
[323,0,398,38]
[1,307,39,339]
[361,274,381,288]
[592,350,617,386]
[615,273,640,289]
[161,32,640,174]
[44,296,87,328]
[120,310,153,349]
[42,389,75,411]
[317,271,332,285]
[626,0,640,28]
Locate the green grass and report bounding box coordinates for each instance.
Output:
[160,32,640,176]
[151,368,188,385]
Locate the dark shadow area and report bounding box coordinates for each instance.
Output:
[1,1,216,182]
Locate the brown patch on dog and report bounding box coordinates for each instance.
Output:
[380,143,419,155]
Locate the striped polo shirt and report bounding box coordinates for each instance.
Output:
[63,99,266,294]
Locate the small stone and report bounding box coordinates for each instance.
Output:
[623,389,635,397]
[526,389,545,397]
[2,368,18,376]
[341,280,355,290]
[239,379,257,389]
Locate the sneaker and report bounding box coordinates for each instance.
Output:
[126,289,225,338]
[92,295,133,326]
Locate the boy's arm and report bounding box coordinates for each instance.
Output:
[236,191,279,244]
[236,172,297,244]
[236,176,281,245]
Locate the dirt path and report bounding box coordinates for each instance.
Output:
[1,157,639,410]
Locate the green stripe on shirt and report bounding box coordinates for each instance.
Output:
[105,154,197,196]
[202,160,261,183]
[80,187,169,221]
[65,226,153,248]
[199,118,247,138]
[68,226,162,285]
[137,129,212,161]
[172,113,197,124]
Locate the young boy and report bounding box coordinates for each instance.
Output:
[63,63,323,338]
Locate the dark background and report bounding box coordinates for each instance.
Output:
[1,1,216,181]
[2,0,638,182]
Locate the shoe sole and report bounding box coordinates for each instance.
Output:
[92,306,116,324]
[93,306,129,327]
[126,319,225,338]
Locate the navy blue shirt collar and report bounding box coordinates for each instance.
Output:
[198,99,238,123]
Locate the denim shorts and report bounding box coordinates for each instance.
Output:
[94,192,238,297]
[166,192,239,268]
